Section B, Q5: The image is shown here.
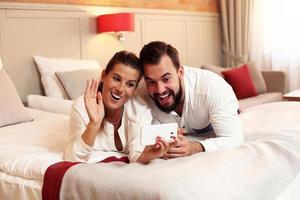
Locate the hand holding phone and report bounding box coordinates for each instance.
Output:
[141,123,178,145]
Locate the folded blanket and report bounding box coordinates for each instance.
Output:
[42,156,129,200]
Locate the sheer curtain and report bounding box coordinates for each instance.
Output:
[250,0,300,91]
[220,0,254,67]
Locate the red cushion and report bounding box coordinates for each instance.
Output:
[221,64,257,99]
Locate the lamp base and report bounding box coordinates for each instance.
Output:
[116,32,125,41]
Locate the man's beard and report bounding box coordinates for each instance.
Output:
[151,79,183,113]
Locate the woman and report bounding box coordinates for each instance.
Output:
[64,51,170,163]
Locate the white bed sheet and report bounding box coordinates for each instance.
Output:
[0,108,69,180]
[240,101,300,141]
[239,101,300,200]
[0,171,41,200]
[0,108,126,199]
[0,102,300,200]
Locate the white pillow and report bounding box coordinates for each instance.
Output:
[27,95,73,115]
[0,58,3,69]
[34,56,101,99]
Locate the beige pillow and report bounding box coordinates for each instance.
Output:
[0,70,32,127]
[55,69,101,100]
[34,56,101,99]
[201,64,225,78]
[201,62,267,94]
[247,61,267,94]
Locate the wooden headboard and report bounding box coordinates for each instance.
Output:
[0,2,221,103]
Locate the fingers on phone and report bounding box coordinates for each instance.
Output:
[155,142,161,149]
[170,136,176,142]
[174,137,180,146]
[177,133,185,140]
[177,128,186,136]
[156,136,167,149]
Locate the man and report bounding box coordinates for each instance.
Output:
[139,41,244,159]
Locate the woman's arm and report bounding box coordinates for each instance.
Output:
[64,100,94,162]
[81,79,105,146]
[64,79,104,162]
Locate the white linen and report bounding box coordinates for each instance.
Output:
[0,171,41,200]
[0,108,69,180]
[0,107,130,183]
[59,101,300,200]
[1,102,300,200]
[27,95,73,115]
[33,55,101,99]
[240,101,300,141]
[60,127,300,200]
[277,173,300,200]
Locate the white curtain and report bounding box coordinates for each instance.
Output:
[250,0,300,91]
[220,0,254,67]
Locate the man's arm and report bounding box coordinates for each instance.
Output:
[164,77,243,158]
[199,78,244,152]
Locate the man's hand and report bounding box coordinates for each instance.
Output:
[163,129,204,159]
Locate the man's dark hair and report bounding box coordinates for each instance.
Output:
[139,41,180,73]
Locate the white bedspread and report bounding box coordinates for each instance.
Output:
[0,108,69,180]
[240,101,300,141]
[59,102,300,200]
[1,102,300,200]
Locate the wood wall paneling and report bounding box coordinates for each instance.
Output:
[0,3,221,101]
[0,8,84,101]
[187,17,221,67]
[143,15,188,65]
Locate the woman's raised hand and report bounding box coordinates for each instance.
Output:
[84,79,105,128]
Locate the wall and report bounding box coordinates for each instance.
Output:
[0,2,221,101]
[0,0,218,12]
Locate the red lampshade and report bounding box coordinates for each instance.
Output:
[97,13,134,33]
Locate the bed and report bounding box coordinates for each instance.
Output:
[0,2,300,200]
[0,108,68,200]
[1,101,300,200]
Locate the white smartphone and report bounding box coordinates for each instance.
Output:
[141,123,178,145]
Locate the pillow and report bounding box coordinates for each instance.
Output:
[56,69,102,100]
[201,64,224,78]
[247,61,267,94]
[27,95,73,115]
[0,70,32,127]
[34,56,101,99]
[201,62,267,94]
[221,64,257,99]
